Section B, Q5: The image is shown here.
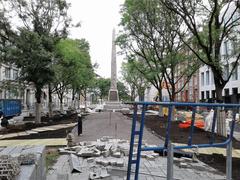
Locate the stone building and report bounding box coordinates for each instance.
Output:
[0,63,74,112]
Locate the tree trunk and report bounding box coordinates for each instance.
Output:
[84,90,87,112]
[35,87,42,124]
[71,89,75,109]
[60,94,64,113]
[214,75,226,136]
[60,101,63,113]
[77,92,80,109]
[158,88,163,116]
[48,85,53,117]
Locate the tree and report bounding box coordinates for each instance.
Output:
[163,0,240,135]
[0,0,71,123]
[94,78,111,102]
[163,0,240,101]
[118,0,199,102]
[117,81,131,102]
[122,61,150,101]
[54,38,94,111]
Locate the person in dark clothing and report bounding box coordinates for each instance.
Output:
[0,111,8,128]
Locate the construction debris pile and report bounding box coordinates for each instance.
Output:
[59,136,159,179]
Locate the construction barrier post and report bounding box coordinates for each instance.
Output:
[226,140,232,180]
[167,141,174,180]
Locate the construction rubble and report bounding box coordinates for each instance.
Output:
[58,136,159,179]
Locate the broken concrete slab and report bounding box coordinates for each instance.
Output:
[69,154,82,173]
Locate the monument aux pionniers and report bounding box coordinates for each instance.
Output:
[104,29,122,111]
[108,28,119,102]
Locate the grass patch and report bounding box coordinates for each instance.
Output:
[46,150,60,171]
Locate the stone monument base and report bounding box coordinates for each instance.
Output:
[108,89,119,102]
[103,101,122,111]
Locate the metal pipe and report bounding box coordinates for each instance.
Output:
[226,140,232,180]
[165,105,174,148]
[134,104,147,180]
[126,101,240,108]
[127,104,138,180]
[167,142,174,180]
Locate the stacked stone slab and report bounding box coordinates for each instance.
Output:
[0,155,20,180]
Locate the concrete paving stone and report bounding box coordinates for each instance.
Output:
[31,128,48,132]
[25,130,39,134]
[1,133,18,139]
[37,127,56,131]
[17,132,29,136]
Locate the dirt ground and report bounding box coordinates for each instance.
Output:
[2,113,79,140]
[134,114,240,180]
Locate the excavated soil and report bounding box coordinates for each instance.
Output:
[1,113,79,139]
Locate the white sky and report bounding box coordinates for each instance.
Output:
[67,0,125,79]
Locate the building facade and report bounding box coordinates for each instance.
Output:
[199,2,240,103]
[0,63,76,112]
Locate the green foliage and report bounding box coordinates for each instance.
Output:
[9,29,54,93]
[54,38,94,101]
[118,0,199,101]
[94,78,111,100]
[117,81,130,102]
[122,60,150,101]
[0,0,71,103]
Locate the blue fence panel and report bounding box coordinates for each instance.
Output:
[126,101,240,180]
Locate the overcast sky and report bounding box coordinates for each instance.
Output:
[67,0,125,79]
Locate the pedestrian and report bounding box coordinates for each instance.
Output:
[0,111,8,128]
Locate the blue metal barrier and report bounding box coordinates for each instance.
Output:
[126,102,240,180]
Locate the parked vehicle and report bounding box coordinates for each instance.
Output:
[0,99,22,118]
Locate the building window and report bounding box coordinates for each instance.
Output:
[211,71,214,84]
[201,72,204,86]
[189,88,193,100]
[206,91,210,99]
[206,70,210,85]
[201,91,204,100]
[212,90,216,99]
[224,64,229,80]
[232,88,238,95]
[225,89,229,96]
[232,40,237,55]
[5,67,10,79]
[231,63,238,80]
[13,70,18,80]
[224,41,228,58]
[189,78,193,87]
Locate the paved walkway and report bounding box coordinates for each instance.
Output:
[72,112,163,145]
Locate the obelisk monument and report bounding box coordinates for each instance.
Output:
[108,29,119,102]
